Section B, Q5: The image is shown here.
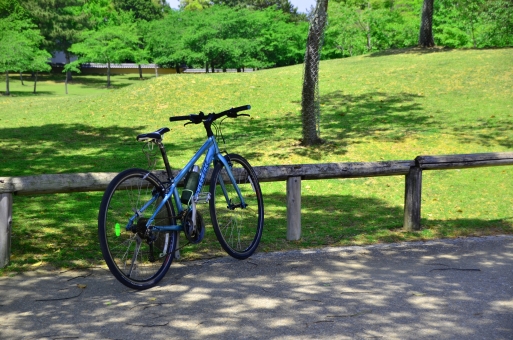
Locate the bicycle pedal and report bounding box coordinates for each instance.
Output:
[195,192,211,204]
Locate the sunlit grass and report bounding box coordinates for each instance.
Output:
[1,48,513,274]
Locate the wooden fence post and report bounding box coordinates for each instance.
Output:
[0,193,12,268]
[287,177,301,240]
[403,166,422,231]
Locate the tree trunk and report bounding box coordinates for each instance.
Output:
[5,71,10,96]
[154,64,158,78]
[107,61,111,87]
[33,72,38,94]
[138,64,143,79]
[20,72,24,86]
[419,0,435,47]
[65,76,68,95]
[470,17,477,48]
[211,64,214,73]
[65,52,73,82]
[301,0,328,146]
[366,1,372,51]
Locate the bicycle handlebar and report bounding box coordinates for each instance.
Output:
[169,105,251,124]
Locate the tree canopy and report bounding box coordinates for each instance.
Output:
[1,0,511,85]
[145,6,308,71]
[70,22,142,86]
[0,16,48,95]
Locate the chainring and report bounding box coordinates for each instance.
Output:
[183,209,205,244]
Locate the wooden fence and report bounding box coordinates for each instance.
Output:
[1,152,513,268]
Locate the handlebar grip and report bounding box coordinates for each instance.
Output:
[226,104,251,118]
[169,115,190,122]
[233,104,251,113]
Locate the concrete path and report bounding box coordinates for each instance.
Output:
[1,236,512,339]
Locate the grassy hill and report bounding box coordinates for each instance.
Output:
[1,48,512,272]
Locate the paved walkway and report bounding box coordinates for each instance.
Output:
[1,236,512,339]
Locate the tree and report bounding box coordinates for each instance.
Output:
[211,0,303,18]
[0,0,28,19]
[432,0,513,48]
[113,0,165,20]
[0,17,45,95]
[62,61,81,94]
[81,0,121,29]
[145,6,307,71]
[419,0,435,47]
[22,0,90,81]
[480,0,513,47]
[301,0,328,145]
[70,23,142,87]
[180,0,211,11]
[27,49,52,94]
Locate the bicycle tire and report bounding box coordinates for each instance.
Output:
[98,168,177,290]
[209,154,264,259]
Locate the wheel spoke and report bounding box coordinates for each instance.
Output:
[98,169,177,290]
[210,155,264,259]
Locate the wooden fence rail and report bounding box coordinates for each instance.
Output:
[1,152,513,268]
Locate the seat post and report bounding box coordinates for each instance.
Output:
[157,141,173,180]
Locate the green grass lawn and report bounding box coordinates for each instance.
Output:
[1,48,513,273]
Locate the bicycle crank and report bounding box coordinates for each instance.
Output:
[183,209,205,244]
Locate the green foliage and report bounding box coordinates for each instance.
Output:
[71,24,141,64]
[113,0,164,20]
[81,0,120,29]
[180,0,211,11]
[70,22,142,86]
[210,0,303,19]
[0,16,47,95]
[433,0,513,48]
[325,0,512,58]
[22,0,90,57]
[325,0,422,58]
[0,0,29,19]
[145,6,308,70]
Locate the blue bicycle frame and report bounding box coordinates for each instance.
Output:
[124,135,246,233]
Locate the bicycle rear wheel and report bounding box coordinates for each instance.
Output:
[98,168,177,290]
[209,154,264,259]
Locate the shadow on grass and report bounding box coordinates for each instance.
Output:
[283,90,434,160]
[207,89,433,162]
[10,192,104,269]
[319,90,433,141]
[451,119,513,149]
[367,46,513,58]
[63,75,134,89]
[7,189,512,271]
[28,74,135,90]
[1,91,57,97]
[366,46,455,58]
[0,124,148,176]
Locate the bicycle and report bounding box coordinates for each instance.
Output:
[98,105,264,290]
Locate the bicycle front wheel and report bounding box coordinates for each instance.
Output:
[209,154,264,259]
[98,168,177,290]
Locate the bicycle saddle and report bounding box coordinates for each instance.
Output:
[136,127,170,142]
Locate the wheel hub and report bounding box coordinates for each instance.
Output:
[133,218,149,237]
